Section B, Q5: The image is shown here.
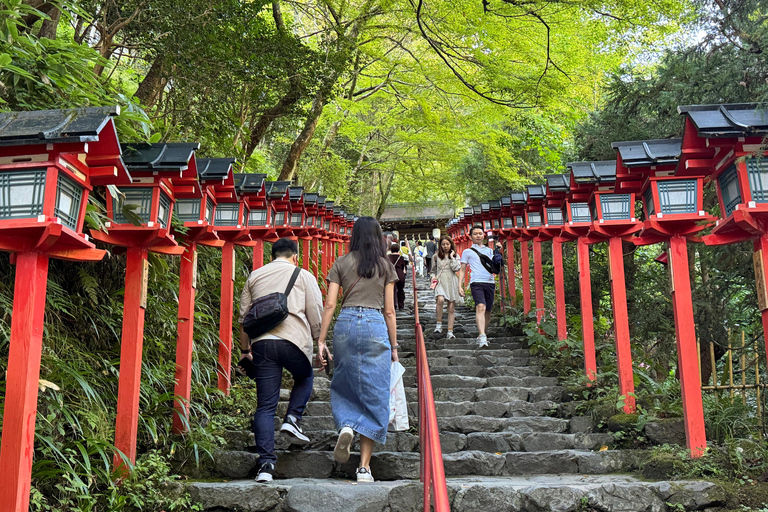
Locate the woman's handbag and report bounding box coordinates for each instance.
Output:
[388,361,409,431]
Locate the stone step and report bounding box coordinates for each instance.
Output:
[208,448,648,481]
[438,415,569,434]
[404,386,563,404]
[185,476,725,512]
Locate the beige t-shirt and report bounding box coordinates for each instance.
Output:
[327,252,398,310]
[238,259,323,363]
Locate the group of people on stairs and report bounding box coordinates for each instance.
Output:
[236,218,503,485]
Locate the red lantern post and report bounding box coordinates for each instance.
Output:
[499,196,517,306]
[541,175,571,341]
[232,173,271,271]
[0,107,129,511]
[576,158,642,414]
[91,142,200,468]
[562,161,609,383]
[169,152,231,434]
[521,185,547,324]
[617,136,715,458]
[510,192,532,315]
[198,159,250,396]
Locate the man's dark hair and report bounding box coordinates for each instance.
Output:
[470,225,484,236]
[272,238,298,259]
[429,235,434,241]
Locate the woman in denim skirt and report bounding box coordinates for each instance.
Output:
[316,216,399,483]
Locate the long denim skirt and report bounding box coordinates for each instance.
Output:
[330,307,390,444]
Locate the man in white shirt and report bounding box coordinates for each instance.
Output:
[458,225,501,347]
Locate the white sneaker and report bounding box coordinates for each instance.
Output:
[446,331,456,339]
[356,466,375,483]
[255,462,275,482]
[434,324,442,334]
[333,427,354,463]
[280,414,310,445]
[476,334,489,347]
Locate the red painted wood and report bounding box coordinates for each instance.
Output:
[608,237,636,413]
[521,241,531,315]
[552,240,567,340]
[506,240,516,307]
[0,252,49,511]
[302,239,310,270]
[757,235,768,360]
[173,243,196,434]
[252,239,264,271]
[312,238,320,279]
[577,238,597,382]
[114,246,149,469]
[533,239,544,324]
[218,241,236,395]
[669,235,707,457]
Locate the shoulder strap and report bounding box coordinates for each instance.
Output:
[284,267,302,296]
[470,247,483,258]
[340,274,363,307]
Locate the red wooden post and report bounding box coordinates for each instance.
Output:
[0,252,49,511]
[521,241,531,315]
[218,241,236,394]
[756,235,768,359]
[577,238,597,382]
[607,236,635,413]
[173,243,197,434]
[313,238,320,279]
[252,239,264,270]
[669,235,707,457]
[533,239,544,324]
[506,239,516,307]
[552,239,567,340]
[302,239,310,271]
[114,246,150,468]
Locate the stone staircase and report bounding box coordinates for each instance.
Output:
[183,275,725,511]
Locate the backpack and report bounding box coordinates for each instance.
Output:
[470,247,502,275]
[242,267,302,339]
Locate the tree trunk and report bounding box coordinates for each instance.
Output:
[134,56,167,108]
[21,1,60,38]
[278,89,325,181]
[241,84,302,162]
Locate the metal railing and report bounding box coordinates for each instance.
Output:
[410,260,450,511]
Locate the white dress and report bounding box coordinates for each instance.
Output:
[432,255,461,302]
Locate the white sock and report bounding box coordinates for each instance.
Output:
[436,322,442,328]
[447,330,453,334]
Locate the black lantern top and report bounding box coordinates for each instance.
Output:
[611,139,682,168]
[568,161,616,184]
[510,191,528,204]
[546,174,570,193]
[678,103,768,137]
[121,142,200,173]
[267,181,290,200]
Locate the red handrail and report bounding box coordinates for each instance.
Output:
[408,246,450,511]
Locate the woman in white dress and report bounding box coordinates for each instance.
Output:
[431,235,461,338]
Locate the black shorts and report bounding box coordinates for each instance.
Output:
[470,282,495,310]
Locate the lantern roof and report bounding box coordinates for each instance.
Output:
[611,139,681,167]
[304,193,318,206]
[288,186,304,202]
[546,174,570,192]
[525,184,546,199]
[567,161,616,183]
[677,103,768,137]
[317,195,326,206]
[481,202,490,213]
[489,200,501,211]
[120,142,199,178]
[234,173,267,194]
[500,196,511,208]
[0,106,131,185]
[198,157,236,183]
[266,181,290,200]
[333,206,343,215]
[473,205,482,215]
[510,191,528,204]
[0,106,120,145]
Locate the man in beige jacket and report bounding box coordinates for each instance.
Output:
[238,238,323,482]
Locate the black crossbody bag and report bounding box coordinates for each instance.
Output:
[242,267,302,339]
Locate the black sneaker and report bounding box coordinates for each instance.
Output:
[255,462,275,482]
[280,415,310,445]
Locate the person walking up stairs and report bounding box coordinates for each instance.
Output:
[183,270,725,511]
